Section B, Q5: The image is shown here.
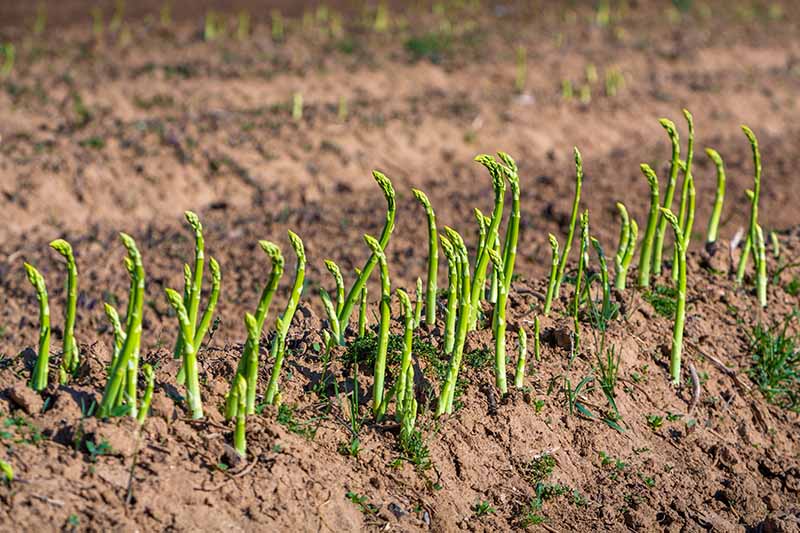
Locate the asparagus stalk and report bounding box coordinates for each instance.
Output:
[412,189,438,328]
[672,110,695,283]
[498,152,520,292]
[660,208,687,386]
[613,203,638,290]
[23,263,50,392]
[337,171,395,337]
[755,224,767,308]
[533,316,541,362]
[487,248,509,394]
[437,227,471,416]
[735,126,762,285]
[136,364,155,425]
[414,277,423,328]
[637,164,660,288]
[514,327,527,388]
[573,211,590,350]
[395,289,414,415]
[652,118,681,276]
[233,374,247,457]
[554,148,584,300]
[469,155,506,330]
[49,239,80,382]
[363,234,390,416]
[543,234,560,316]
[265,231,306,405]
[704,148,726,246]
[440,235,459,354]
[99,234,144,418]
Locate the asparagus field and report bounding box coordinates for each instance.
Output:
[1,1,800,531]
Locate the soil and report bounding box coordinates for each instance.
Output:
[1,1,800,531]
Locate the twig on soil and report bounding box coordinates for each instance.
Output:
[30,494,65,507]
[687,341,751,392]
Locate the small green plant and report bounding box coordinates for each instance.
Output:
[23,263,50,392]
[704,148,726,245]
[644,284,678,317]
[346,491,378,515]
[747,313,800,411]
[523,453,556,484]
[472,500,496,517]
[86,439,112,462]
[646,414,664,431]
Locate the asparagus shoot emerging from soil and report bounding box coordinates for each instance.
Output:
[704,148,726,246]
[164,288,203,419]
[414,277,423,328]
[357,270,368,338]
[233,374,247,457]
[736,126,762,285]
[533,316,541,362]
[755,224,767,308]
[573,211,590,350]
[324,259,345,315]
[498,151,520,292]
[337,171,395,339]
[136,364,155,426]
[514,327,527,388]
[174,212,221,384]
[49,239,79,382]
[652,118,681,276]
[99,234,144,418]
[24,263,50,392]
[554,148,584,300]
[469,155,506,330]
[440,235,459,354]
[637,164,660,288]
[437,227,471,416]
[265,231,306,406]
[395,289,414,416]
[672,110,695,283]
[544,234,560,316]
[488,248,509,394]
[364,234,391,416]
[660,208,688,386]
[229,241,284,416]
[673,171,696,283]
[613,203,638,290]
[412,188,438,327]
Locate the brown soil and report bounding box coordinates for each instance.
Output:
[1,1,800,531]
